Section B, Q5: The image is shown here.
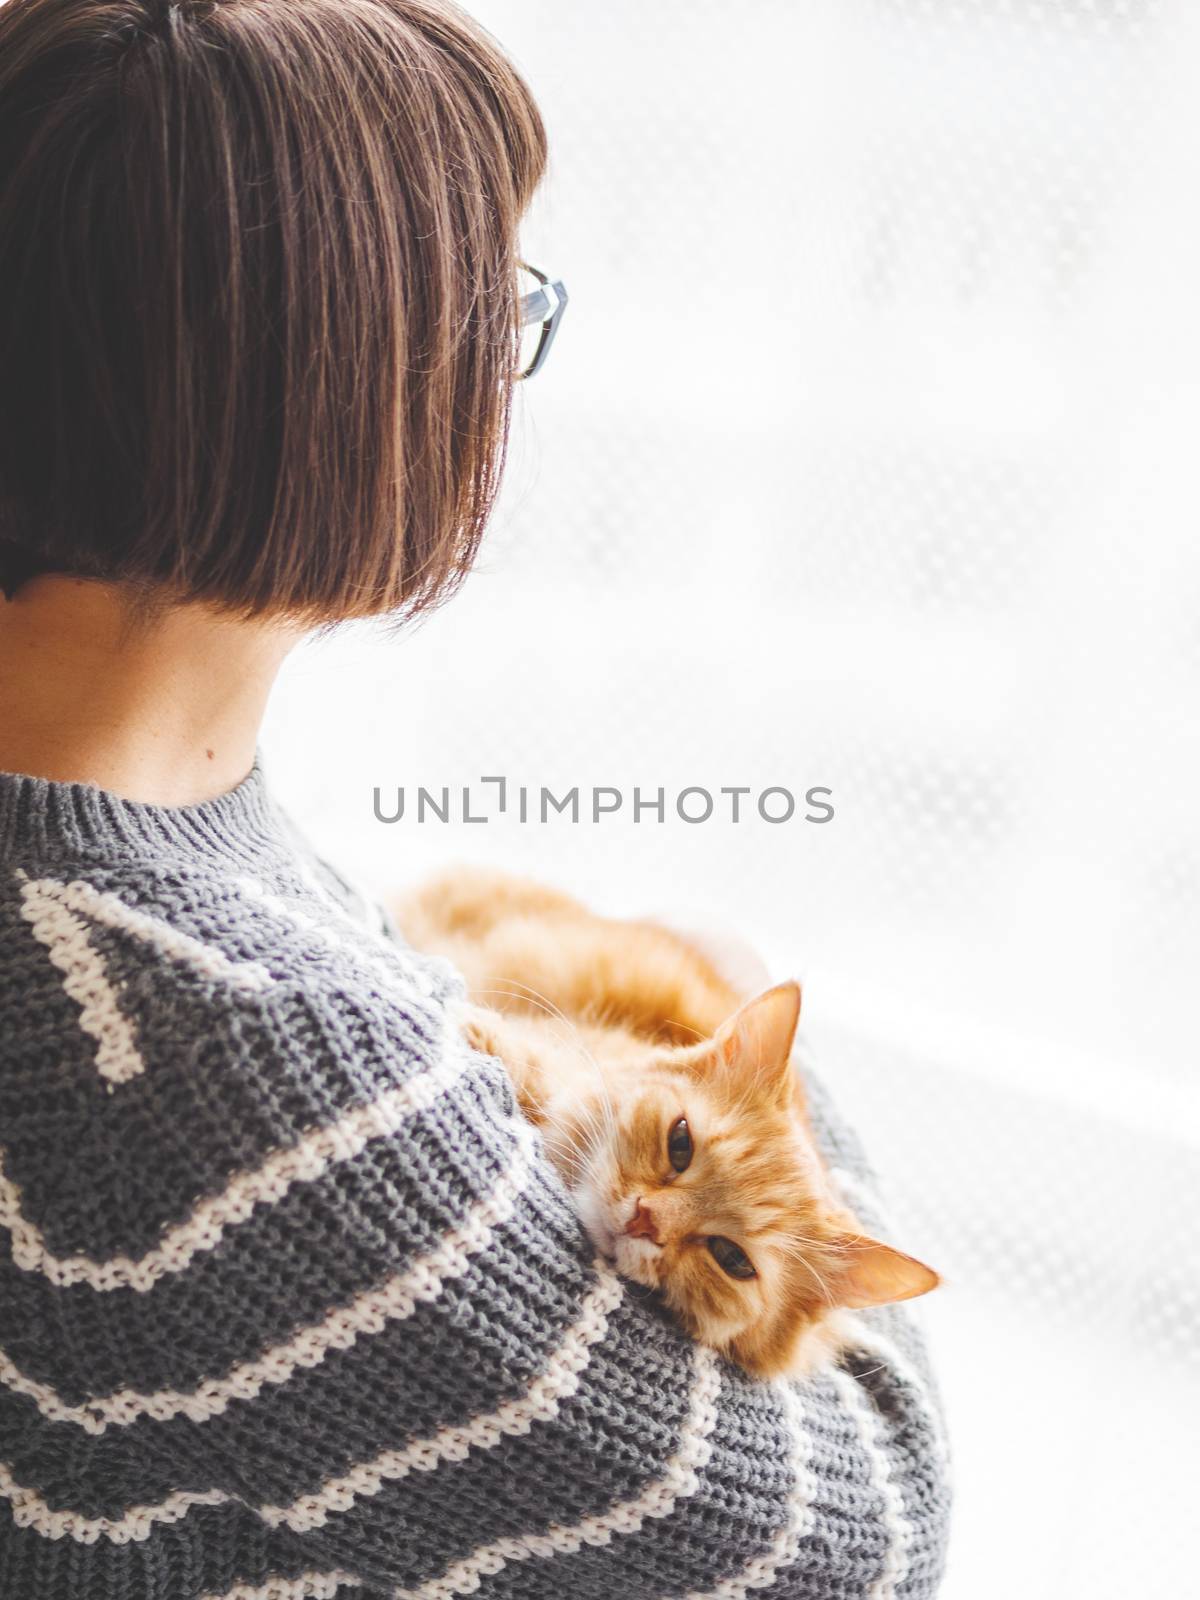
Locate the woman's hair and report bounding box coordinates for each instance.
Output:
[0,0,546,620]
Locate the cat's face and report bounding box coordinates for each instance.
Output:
[571,984,939,1376]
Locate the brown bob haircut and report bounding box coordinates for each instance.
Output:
[0,0,546,620]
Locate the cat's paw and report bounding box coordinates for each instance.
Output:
[460,1005,503,1058]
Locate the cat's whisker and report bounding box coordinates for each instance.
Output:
[482,981,611,1101]
[472,983,605,1085]
[470,985,579,1044]
[852,1360,888,1382]
[466,978,623,1156]
[660,1016,707,1045]
[472,981,615,1099]
[533,1102,616,1183]
[474,977,575,1031]
[522,1099,592,1148]
[775,1230,833,1253]
[531,1111,594,1163]
[769,1234,840,1305]
[791,1255,837,1306]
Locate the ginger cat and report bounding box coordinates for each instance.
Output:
[395,867,938,1378]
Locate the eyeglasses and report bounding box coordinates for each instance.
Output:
[517,261,568,380]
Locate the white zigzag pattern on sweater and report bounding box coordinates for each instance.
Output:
[0,1121,538,1436]
[0,1262,683,1557]
[231,874,446,1007]
[0,1121,548,1545]
[14,868,276,1085]
[843,1318,949,1469]
[828,1364,913,1600]
[683,1379,817,1600]
[199,1575,362,1600]
[0,1021,473,1292]
[257,1267,625,1532]
[390,1346,723,1600]
[0,1461,229,1547]
[15,876,148,1083]
[165,1359,899,1600]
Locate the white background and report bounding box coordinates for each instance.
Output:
[263,3,1200,1594]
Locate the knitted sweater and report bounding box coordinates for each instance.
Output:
[0,760,950,1600]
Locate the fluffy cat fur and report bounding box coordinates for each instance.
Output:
[394,867,939,1378]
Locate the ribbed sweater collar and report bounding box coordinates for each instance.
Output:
[0,755,291,868]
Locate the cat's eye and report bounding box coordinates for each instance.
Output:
[707,1236,756,1280]
[667,1116,693,1173]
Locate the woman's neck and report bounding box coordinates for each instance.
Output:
[0,576,298,806]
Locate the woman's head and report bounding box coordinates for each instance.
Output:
[0,0,546,622]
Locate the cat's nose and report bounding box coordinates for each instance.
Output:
[625,1199,661,1245]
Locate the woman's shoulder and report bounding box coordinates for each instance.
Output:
[0,842,461,1023]
[0,847,495,1269]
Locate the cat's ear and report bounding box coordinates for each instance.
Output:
[710,982,801,1104]
[830,1235,940,1310]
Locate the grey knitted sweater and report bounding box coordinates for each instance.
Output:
[0,760,950,1600]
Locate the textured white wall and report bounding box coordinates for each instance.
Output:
[263,4,1200,1594]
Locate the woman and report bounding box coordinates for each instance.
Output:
[0,3,950,1597]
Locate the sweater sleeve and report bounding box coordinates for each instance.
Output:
[0,890,950,1600]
